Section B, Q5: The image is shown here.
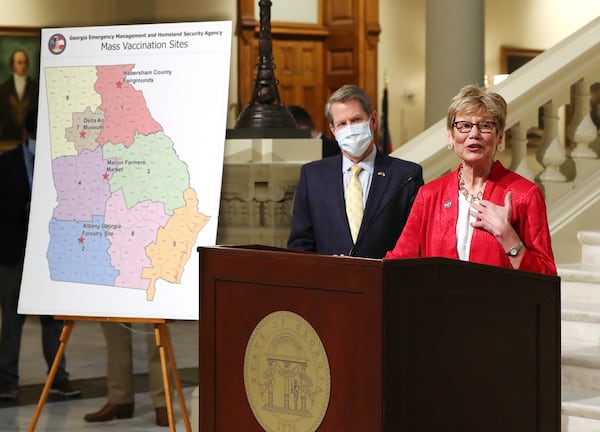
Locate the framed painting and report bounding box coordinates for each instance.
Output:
[500,45,543,74]
[0,27,41,152]
[500,46,545,133]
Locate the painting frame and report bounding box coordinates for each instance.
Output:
[500,45,543,74]
[0,26,41,152]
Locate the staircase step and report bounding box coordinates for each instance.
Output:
[562,320,600,344]
[563,340,600,368]
[558,232,600,431]
[561,414,600,432]
[559,264,600,301]
[558,263,600,283]
[579,231,600,266]
[563,364,600,391]
[562,386,600,422]
[562,299,600,323]
[562,340,600,391]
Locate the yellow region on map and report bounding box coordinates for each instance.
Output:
[142,188,210,300]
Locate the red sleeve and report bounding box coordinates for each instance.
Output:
[514,185,557,275]
[384,188,425,259]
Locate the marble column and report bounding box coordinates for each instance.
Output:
[425,0,485,126]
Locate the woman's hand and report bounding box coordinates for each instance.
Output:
[470,191,524,265]
[469,191,513,238]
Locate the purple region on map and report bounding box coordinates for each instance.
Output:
[51,148,111,221]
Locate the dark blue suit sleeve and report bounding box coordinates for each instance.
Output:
[287,164,316,251]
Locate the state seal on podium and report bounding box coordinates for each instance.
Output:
[244,311,331,432]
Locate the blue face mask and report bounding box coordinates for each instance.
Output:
[26,138,36,156]
[334,121,372,157]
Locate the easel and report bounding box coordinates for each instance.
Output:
[28,316,192,432]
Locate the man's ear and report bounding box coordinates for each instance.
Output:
[370,111,378,131]
[329,123,336,136]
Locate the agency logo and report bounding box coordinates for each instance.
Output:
[48,34,66,55]
[244,311,331,432]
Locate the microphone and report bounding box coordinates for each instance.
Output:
[397,175,416,190]
[347,174,420,257]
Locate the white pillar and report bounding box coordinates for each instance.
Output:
[425,0,485,126]
[538,101,567,182]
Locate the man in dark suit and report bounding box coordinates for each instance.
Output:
[288,85,423,258]
[0,110,80,399]
[287,104,341,158]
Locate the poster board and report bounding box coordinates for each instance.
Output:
[18,21,232,320]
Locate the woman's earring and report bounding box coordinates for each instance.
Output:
[497,142,505,152]
[447,142,453,150]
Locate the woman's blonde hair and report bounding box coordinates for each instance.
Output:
[446,85,507,133]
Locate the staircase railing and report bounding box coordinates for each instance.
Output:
[392,16,600,263]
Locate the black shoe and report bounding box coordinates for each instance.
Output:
[49,380,81,397]
[0,382,18,400]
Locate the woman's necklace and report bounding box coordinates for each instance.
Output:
[458,165,483,203]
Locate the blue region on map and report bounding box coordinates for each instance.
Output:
[47,215,119,285]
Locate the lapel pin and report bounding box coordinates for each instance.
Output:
[377,171,386,176]
[444,200,452,208]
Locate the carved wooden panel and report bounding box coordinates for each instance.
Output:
[329,0,353,21]
[323,0,380,109]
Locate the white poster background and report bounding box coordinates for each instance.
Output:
[18,21,232,320]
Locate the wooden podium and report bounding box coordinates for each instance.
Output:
[198,245,560,432]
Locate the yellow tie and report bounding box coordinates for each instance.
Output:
[346,165,364,243]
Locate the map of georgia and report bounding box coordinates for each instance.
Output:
[45,64,209,301]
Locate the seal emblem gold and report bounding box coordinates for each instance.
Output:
[244,311,331,432]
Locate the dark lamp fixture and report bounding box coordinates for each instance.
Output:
[233,0,297,131]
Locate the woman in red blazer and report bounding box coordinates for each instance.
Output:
[385,85,556,276]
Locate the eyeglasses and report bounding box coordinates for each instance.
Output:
[452,121,497,133]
